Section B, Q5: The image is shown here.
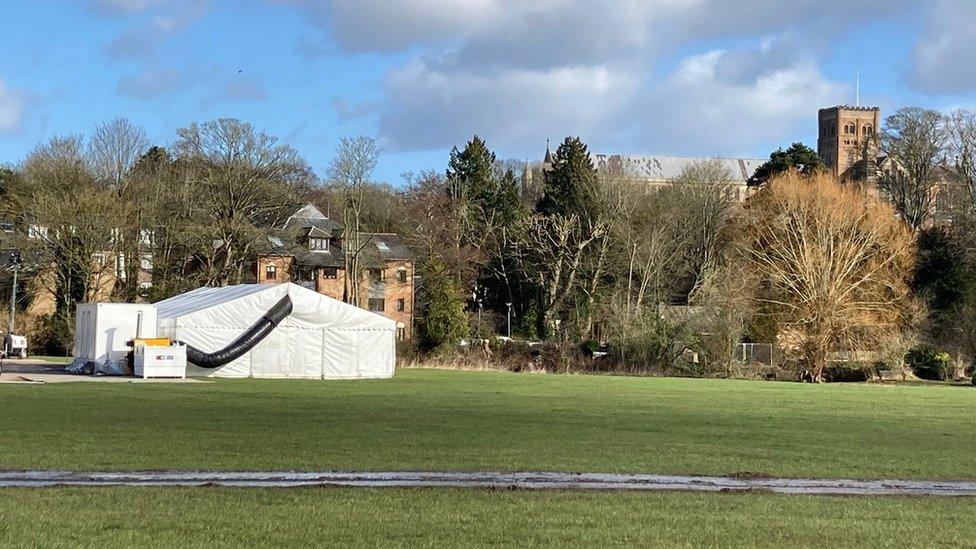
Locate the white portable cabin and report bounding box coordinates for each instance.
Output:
[74,302,158,366]
[154,283,396,379]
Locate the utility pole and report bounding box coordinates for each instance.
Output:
[6,251,20,358]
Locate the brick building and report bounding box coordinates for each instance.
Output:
[255,204,414,340]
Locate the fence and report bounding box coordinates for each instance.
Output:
[738,342,773,367]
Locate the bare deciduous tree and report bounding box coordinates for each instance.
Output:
[174,118,310,286]
[878,107,948,231]
[743,171,916,380]
[11,135,129,351]
[665,158,737,301]
[946,109,976,207]
[88,117,150,192]
[328,136,380,306]
[512,213,606,338]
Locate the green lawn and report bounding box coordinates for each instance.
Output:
[1,368,974,479]
[1,487,972,547]
[32,355,71,364]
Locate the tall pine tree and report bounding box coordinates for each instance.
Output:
[537,136,600,224]
[446,135,498,208]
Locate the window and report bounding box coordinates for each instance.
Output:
[93,253,106,267]
[140,255,153,271]
[376,241,390,252]
[309,237,328,251]
[397,269,408,283]
[368,298,385,312]
[321,267,338,279]
[396,298,405,311]
[368,268,385,282]
[265,264,277,280]
[863,125,873,136]
[28,225,48,239]
[844,123,855,135]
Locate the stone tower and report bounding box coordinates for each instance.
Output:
[817,105,881,178]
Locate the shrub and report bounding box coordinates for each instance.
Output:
[905,345,954,381]
[611,311,700,374]
[824,362,874,382]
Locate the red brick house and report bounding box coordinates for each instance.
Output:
[255,204,414,340]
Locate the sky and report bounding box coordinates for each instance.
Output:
[1,0,976,184]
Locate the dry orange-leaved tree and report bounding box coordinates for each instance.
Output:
[742,171,917,380]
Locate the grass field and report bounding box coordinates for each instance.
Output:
[1,487,973,547]
[31,355,71,364]
[2,368,973,479]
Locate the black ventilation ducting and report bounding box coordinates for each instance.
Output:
[180,294,293,369]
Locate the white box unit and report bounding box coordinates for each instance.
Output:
[134,344,186,379]
[74,303,158,367]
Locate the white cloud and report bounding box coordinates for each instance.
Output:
[99,0,210,61]
[0,78,25,134]
[90,0,162,14]
[909,0,976,94]
[276,0,920,155]
[633,49,846,154]
[380,61,637,151]
[117,66,185,99]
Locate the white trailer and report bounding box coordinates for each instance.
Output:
[74,303,158,369]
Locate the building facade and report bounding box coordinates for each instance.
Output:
[255,204,415,340]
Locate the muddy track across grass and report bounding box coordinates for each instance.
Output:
[3,471,976,496]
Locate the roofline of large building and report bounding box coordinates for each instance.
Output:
[819,105,880,113]
[592,152,766,162]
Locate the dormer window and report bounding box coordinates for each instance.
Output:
[309,237,328,252]
[376,241,390,252]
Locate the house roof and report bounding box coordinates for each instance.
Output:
[361,233,412,262]
[282,203,341,234]
[265,204,413,269]
[592,154,765,184]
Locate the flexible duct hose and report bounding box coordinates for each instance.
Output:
[180,294,293,369]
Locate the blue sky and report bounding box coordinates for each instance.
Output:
[1,1,975,184]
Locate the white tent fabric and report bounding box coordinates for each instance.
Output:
[155,283,396,379]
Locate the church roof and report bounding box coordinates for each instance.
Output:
[592,154,765,184]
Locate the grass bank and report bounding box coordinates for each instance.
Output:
[1,487,971,547]
[1,369,973,479]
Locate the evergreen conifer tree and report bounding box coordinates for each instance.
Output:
[537,136,600,224]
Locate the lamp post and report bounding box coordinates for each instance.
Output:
[505,302,512,338]
[470,286,483,338]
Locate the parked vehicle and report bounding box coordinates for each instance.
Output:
[1,333,28,359]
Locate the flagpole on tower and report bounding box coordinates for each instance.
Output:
[856,70,860,107]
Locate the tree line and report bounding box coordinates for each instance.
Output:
[1,108,975,383]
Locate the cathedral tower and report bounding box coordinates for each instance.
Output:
[817,105,880,178]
